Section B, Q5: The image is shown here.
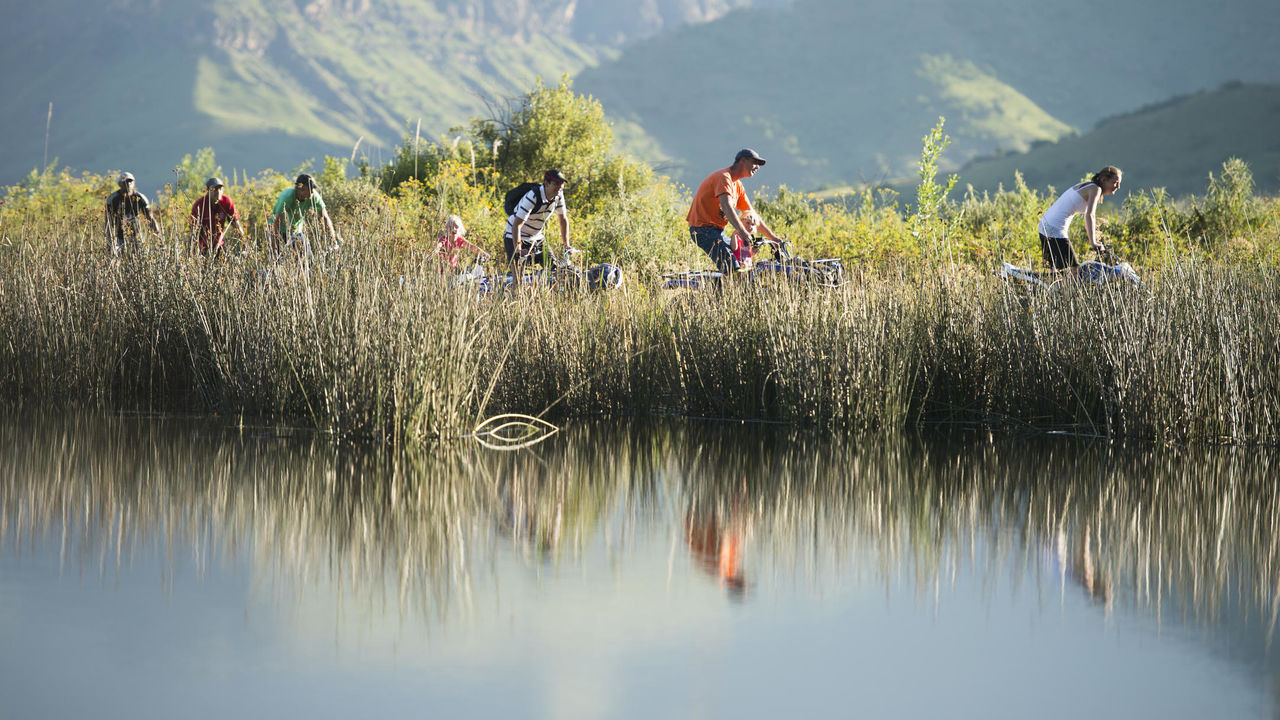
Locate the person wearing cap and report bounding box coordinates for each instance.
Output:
[504,169,571,286]
[686,149,783,276]
[270,173,340,260]
[104,172,160,255]
[189,177,245,257]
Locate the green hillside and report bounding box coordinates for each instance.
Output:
[576,0,1280,189]
[2,0,787,190]
[2,0,611,191]
[955,83,1280,198]
[5,0,1280,195]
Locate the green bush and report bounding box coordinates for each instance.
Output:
[6,92,1280,278]
[1189,158,1264,251]
[466,76,655,218]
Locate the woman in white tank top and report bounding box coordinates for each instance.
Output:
[1037,166,1122,270]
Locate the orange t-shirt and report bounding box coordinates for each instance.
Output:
[686,167,751,229]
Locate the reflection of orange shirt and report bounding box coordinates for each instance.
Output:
[685,517,743,584]
[718,535,741,580]
[686,168,751,228]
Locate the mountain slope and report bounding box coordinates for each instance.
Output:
[0,0,785,189]
[954,83,1280,198]
[6,0,1279,196]
[576,0,1280,189]
[2,0,597,189]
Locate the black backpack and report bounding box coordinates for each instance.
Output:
[503,182,549,217]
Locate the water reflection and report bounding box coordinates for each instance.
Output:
[5,409,1274,712]
[685,499,749,598]
[2,412,1277,648]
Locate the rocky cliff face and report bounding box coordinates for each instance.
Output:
[29,0,785,57]
[436,0,785,45]
[0,0,791,186]
[572,0,766,44]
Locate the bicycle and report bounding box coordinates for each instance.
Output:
[660,237,845,290]
[999,245,1141,291]
[455,246,623,294]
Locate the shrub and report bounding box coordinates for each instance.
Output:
[1188,158,1263,251]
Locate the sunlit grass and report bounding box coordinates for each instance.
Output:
[2,214,1279,444]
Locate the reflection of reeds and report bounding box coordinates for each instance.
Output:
[2,413,1276,636]
[678,428,1280,634]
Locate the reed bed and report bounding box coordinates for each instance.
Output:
[1,219,1279,444]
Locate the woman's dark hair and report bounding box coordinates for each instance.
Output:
[1090,166,1122,186]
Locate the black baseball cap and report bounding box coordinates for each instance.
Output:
[205,177,224,189]
[734,148,767,165]
[544,169,567,183]
[295,173,317,188]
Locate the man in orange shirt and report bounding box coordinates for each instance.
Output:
[686,148,784,275]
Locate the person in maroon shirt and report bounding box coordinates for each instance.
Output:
[188,177,245,256]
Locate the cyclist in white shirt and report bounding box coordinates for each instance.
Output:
[505,169,571,286]
[1037,166,1122,273]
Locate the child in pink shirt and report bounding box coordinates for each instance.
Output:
[436,215,488,270]
[728,209,761,270]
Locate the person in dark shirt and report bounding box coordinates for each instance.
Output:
[105,172,160,255]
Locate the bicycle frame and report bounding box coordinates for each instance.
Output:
[661,237,844,290]
[454,248,623,294]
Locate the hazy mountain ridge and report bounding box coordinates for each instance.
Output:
[954,82,1280,198]
[576,0,1280,189]
[0,0,785,188]
[3,0,1278,196]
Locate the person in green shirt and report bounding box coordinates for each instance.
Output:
[271,173,341,260]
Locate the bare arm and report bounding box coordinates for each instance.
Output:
[1080,185,1105,251]
[510,217,527,256]
[557,213,570,248]
[460,236,489,258]
[232,217,247,250]
[755,216,782,243]
[320,209,340,244]
[214,218,235,250]
[719,194,752,243]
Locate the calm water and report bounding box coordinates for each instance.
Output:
[1,412,1277,719]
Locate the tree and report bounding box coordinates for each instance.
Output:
[175,147,222,195]
[468,76,652,216]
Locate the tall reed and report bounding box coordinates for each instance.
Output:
[1,219,1278,443]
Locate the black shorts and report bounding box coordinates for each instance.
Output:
[1040,234,1079,270]
[504,235,545,266]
